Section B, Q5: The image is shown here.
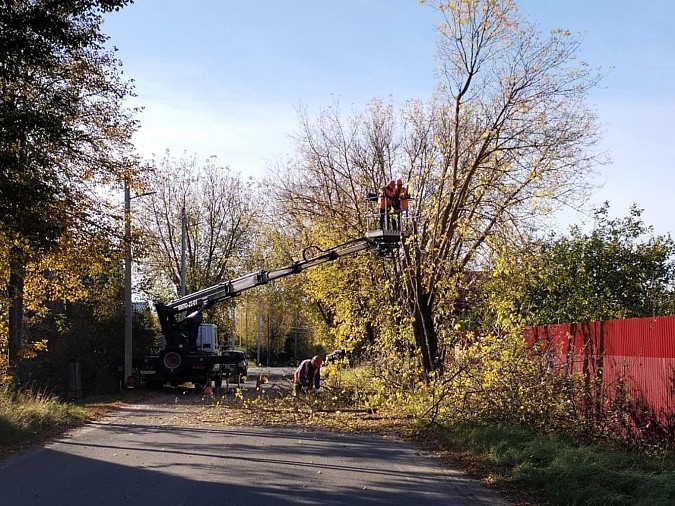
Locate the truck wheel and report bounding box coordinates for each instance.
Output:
[159,348,186,374]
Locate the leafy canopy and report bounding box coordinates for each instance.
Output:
[476,203,675,327]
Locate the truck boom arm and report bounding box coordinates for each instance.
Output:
[155,231,399,349]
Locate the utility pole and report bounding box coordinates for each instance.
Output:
[244,303,248,351]
[256,300,261,366]
[230,306,236,349]
[124,178,132,386]
[123,179,155,387]
[180,206,187,297]
[294,310,298,366]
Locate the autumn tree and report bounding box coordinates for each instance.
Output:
[274,0,604,375]
[0,0,137,373]
[12,229,156,394]
[134,152,261,341]
[236,222,317,364]
[268,99,408,362]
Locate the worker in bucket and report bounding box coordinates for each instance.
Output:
[293,355,322,397]
[378,180,396,230]
[392,179,410,230]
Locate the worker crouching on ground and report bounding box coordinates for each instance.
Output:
[293,355,322,397]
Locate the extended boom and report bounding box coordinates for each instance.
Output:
[132,189,408,390]
[149,229,400,382]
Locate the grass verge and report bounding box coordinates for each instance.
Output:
[0,387,153,460]
[424,421,675,506]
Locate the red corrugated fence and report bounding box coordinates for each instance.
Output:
[525,315,675,444]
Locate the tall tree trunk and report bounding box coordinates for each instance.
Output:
[8,246,26,377]
[410,290,438,376]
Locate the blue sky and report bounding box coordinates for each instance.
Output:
[102,0,674,237]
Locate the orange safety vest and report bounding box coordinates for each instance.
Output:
[397,186,409,211]
[379,185,395,210]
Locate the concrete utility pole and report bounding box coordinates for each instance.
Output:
[180,206,187,297]
[124,179,132,386]
[230,306,236,349]
[294,310,298,366]
[123,178,155,387]
[256,300,262,366]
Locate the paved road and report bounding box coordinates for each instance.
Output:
[0,385,509,505]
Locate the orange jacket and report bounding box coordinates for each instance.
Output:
[395,185,409,211]
[379,183,396,210]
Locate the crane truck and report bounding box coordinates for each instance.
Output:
[132,224,402,390]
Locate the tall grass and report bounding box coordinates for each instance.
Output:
[0,386,89,448]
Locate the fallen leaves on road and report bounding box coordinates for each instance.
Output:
[141,381,419,440]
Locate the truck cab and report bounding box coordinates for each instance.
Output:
[195,323,218,353]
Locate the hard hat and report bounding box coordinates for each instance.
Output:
[311,355,323,366]
[396,179,403,186]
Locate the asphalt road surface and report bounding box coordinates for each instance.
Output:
[0,372,509,506]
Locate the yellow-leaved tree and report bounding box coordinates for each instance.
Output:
[269,100,407,363]
[0,224,154,394]
[274,0,604,376]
